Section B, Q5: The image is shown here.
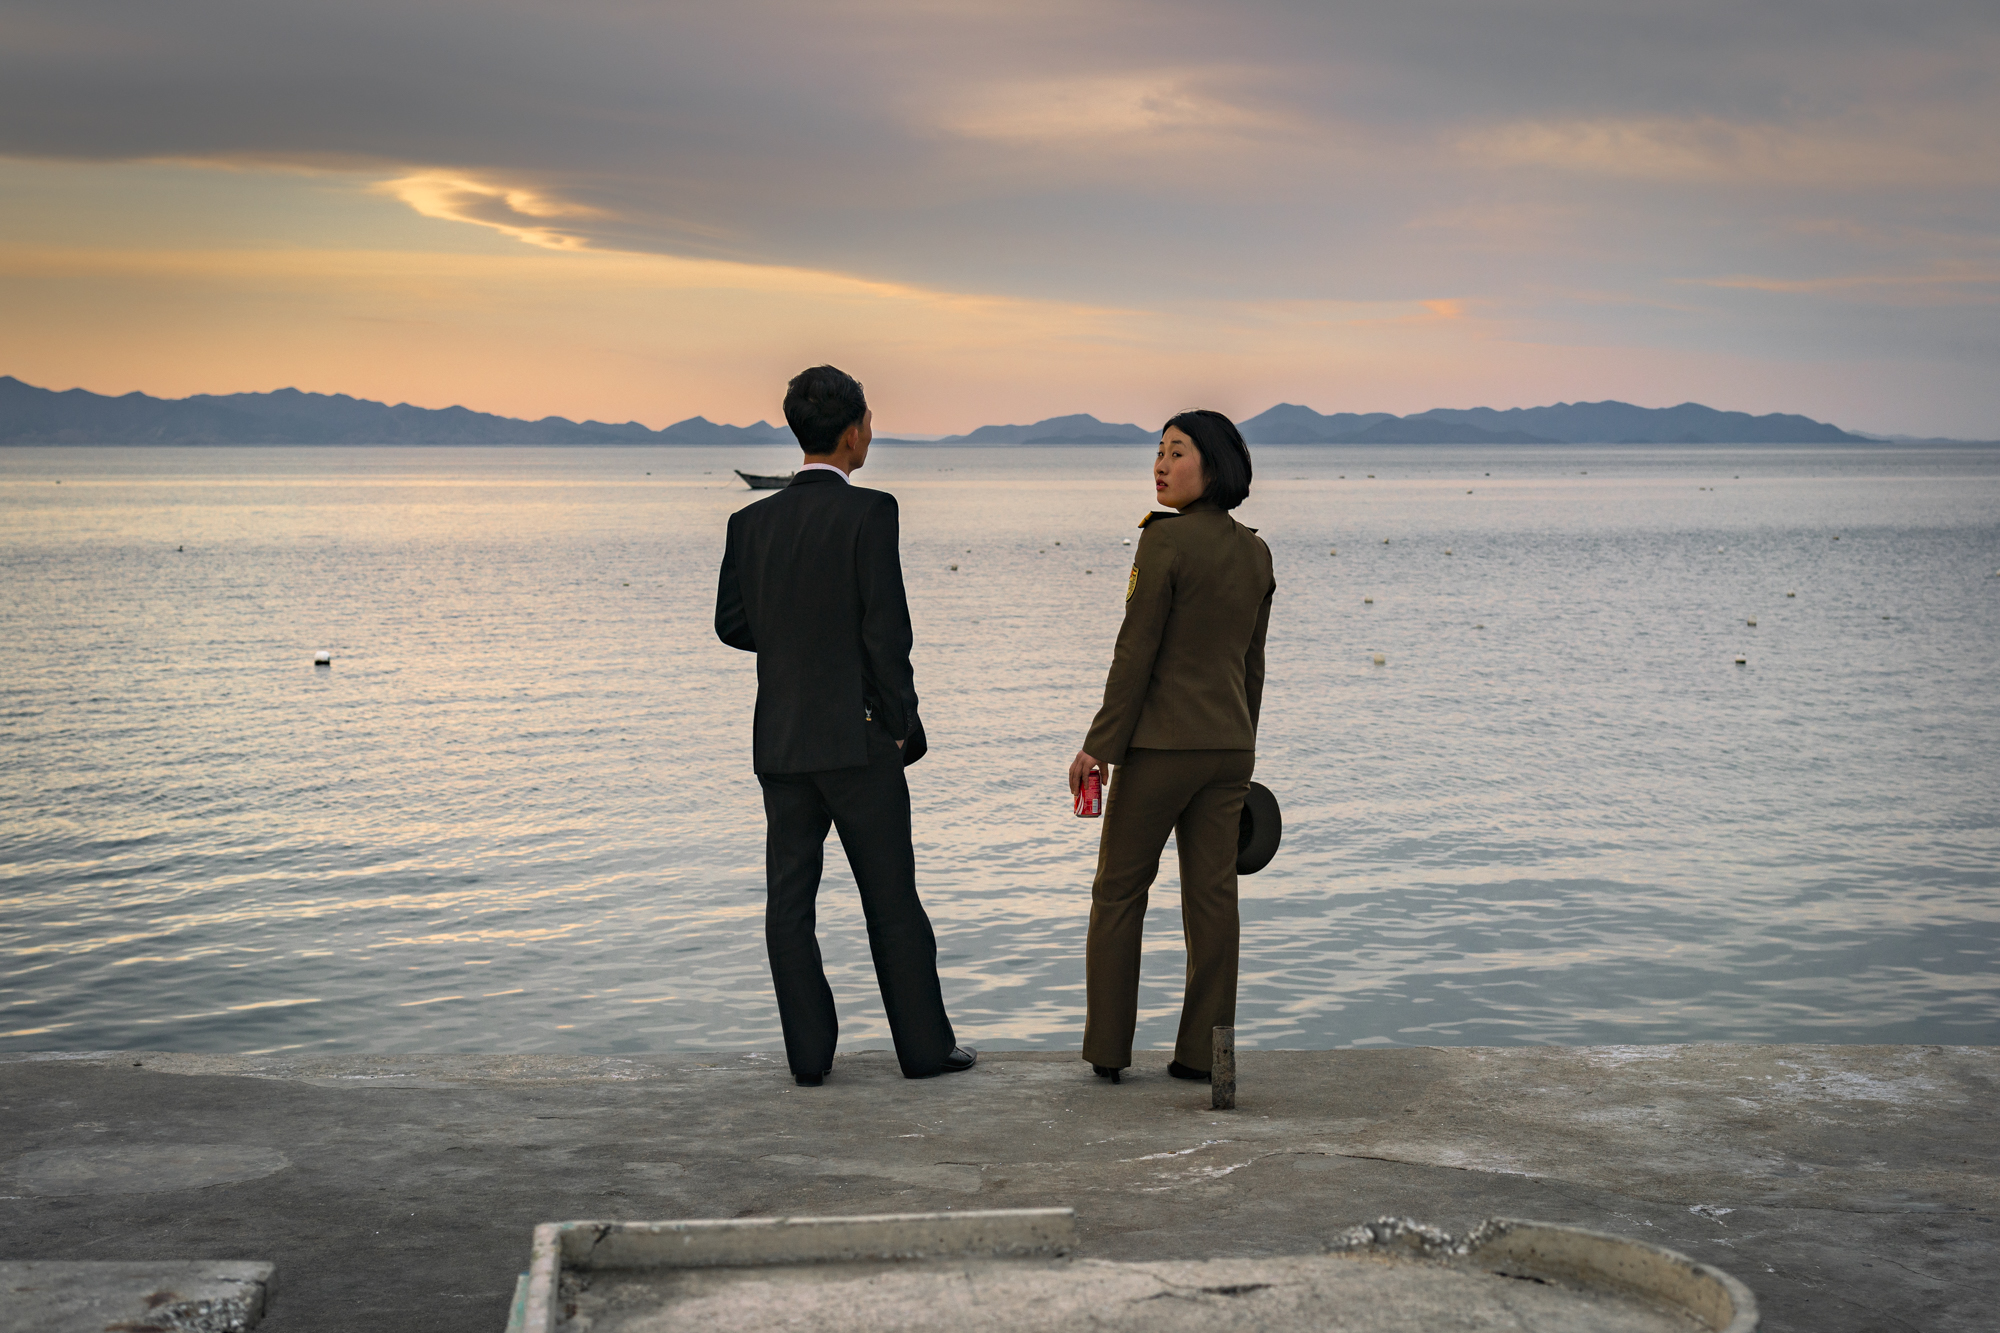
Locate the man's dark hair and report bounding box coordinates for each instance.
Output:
[1163,409,1253,510]
[784,365,868,456]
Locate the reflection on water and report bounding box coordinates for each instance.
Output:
[2,444,1997,1054]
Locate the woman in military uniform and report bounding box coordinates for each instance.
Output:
[1067,410,1275,1083]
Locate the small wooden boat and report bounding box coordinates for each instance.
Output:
[734,470,794,490]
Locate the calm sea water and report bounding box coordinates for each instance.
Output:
[3,443,1997,1056]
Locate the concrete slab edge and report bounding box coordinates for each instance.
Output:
[509,1208,1075,1333]
[1333,1216,1758,1333]
[1476,1218,1757,1333]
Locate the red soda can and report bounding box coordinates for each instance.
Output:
[1074,767,1103,818]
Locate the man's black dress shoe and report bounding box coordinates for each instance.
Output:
[1092,1064,1123,1084]
[795,1066,833,1087]
[1167,1060,1210,1082]
[910,1046,977,1078]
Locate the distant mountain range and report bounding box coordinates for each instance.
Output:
[0,376,788,446]
[0,374,1888,446]
[980,403,1872,445]
[935,413,1157,445]
[1237,401,1869,444]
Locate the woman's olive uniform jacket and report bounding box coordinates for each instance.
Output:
[1084,501,1276,765]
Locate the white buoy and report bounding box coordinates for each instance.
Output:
[1734,656,1746,665]
[1373,654,1386,665]
[1329,548,1337,556]
[949,564,958,571]
[1787,591,1796,597]
[1474,623,1485,629]
[1382,538,1390,544]
[1364,596,1374,604]
[1444,548,1453,555]
[313,652,331,666]
[1717,546,1725,553]
[1122,539,1131,545]
[1747,617,1757,626]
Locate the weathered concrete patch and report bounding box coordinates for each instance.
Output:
[561,1252,1708,1333]
[531,1211,1752,1333]
[5,1145,292,1196]
[0,1259,276,1332]
[1294,1045,2000,1213]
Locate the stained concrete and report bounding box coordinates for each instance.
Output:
[1,1045,1993,1332]
[563,1252,1710,1333]
[0,1258,276,1332]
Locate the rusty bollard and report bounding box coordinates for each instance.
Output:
[1212,1026,1236,1110]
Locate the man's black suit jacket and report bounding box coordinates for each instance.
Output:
[716,469,925,774]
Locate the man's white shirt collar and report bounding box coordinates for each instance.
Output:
[798,462,849,482]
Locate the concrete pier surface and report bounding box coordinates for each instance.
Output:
[1,1044,1992,1332]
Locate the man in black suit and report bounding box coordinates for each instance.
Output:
[715,364,976,1086]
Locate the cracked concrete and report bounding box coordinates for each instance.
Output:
[561,1252,1713,1333]
[1,1045,1992,1332]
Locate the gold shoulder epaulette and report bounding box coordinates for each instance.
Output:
[1137,510,1183,529]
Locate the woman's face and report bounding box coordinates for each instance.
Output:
[1155,427,1207,510]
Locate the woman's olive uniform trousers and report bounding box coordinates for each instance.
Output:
[1081,747,1255,1073]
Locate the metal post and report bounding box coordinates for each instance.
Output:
[1212,1026,1236,1110]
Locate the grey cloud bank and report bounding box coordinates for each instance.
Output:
[1,0,1996,432]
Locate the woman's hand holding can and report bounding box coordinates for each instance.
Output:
[1070,749,1103,818]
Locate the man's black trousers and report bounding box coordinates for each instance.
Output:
[757,725,956,1079]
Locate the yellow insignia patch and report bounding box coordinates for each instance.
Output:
[1125,566,1139,601]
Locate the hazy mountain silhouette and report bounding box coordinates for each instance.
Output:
[1237,400,1866,444]
[1237,404,1398,442]
[2,376,1876,447]
[938,413,1154,445]
[0,377,788,445]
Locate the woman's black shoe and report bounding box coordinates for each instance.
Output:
[1167,1060,1210,1082]
[1092,1064,1123,1084]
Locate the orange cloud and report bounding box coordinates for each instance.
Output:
[373,173,608,251]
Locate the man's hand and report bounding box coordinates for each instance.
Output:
[1068,749,1101,797]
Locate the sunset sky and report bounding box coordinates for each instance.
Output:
[2,0,1995,437]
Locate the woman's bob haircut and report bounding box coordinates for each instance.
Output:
[1163,409,1253,511]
